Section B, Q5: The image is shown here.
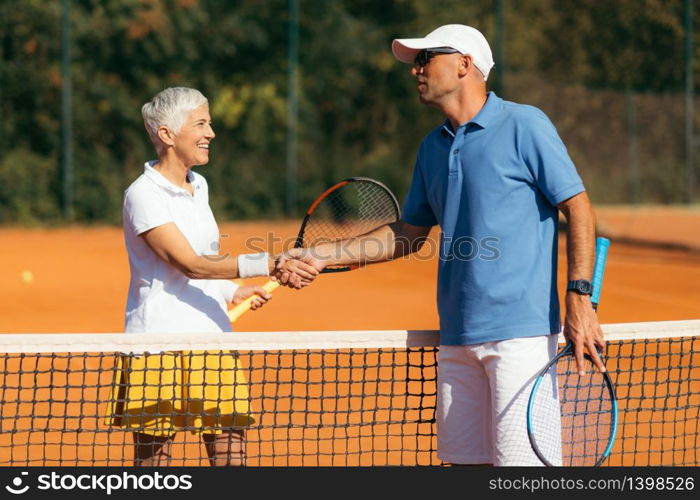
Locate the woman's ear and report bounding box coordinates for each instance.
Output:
[157,126,175,148]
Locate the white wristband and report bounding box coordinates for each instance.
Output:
[237,252,270,278]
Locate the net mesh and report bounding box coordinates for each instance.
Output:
[0,320,697,466]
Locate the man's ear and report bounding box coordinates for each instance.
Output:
[458,54,473,77]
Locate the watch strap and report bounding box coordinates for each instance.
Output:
[567,279,593,295]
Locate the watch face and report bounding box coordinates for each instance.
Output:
[568,280,593,294]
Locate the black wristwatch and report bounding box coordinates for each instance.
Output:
[567,279,593,295]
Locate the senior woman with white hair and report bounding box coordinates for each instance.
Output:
[107,87,317,466]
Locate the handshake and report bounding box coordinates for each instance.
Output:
[231,248,329,312]
[271,248,327,289]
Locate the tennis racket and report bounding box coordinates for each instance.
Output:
[228,177,401,322]
[527,236,618,466]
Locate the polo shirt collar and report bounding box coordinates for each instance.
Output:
[469,91,501,130]
[441,91,502,137]
[440,121,456,138]
[143,160,197,195]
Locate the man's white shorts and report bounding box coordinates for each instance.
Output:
[436,334,558,466]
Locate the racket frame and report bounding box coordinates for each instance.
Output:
[294,177,401,273]
[228,177,400,322]
[526,343,619,466]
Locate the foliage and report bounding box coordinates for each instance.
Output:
[0,0,697,224]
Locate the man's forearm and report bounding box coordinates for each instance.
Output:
[314,224,398,267]
[559,192,596,281]
[313,221,429,267]
[558,191,607,372]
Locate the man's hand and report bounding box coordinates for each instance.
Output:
[272,248,326,288]
[563,292,606,374]
[232,285,272,310]
[269,250,324,289]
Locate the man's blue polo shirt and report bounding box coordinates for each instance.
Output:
[403,92,585,345]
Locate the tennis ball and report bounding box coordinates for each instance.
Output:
[20,270,33,283]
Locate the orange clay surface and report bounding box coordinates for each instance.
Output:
[1,207,699,333]
[0,207,699,466]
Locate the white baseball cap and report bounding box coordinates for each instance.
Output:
[392,24,495,81]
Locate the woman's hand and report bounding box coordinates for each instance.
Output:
[232,285,272,310]
[272,249,325,288]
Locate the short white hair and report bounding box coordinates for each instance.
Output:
[141,87,208,154]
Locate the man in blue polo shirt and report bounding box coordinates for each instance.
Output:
[282,24,605,466]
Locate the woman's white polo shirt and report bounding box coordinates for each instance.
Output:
[122,161,238,333]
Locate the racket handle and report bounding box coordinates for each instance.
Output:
[228,280,281,323]
[591,237,611,310]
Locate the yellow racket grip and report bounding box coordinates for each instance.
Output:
[228,280,281,323]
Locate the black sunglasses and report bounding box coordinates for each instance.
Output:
[413,47,460,68]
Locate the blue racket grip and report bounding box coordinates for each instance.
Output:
[591,237,610,309]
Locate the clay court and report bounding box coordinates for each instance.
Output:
[2,207,700,333]
[0,207,698,466]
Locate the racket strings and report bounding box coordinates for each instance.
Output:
[530,356,615,466]
[301,181,400,248]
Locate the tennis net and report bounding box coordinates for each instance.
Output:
[0,320,697,466]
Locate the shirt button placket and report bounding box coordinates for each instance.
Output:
[450,138,463,175]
